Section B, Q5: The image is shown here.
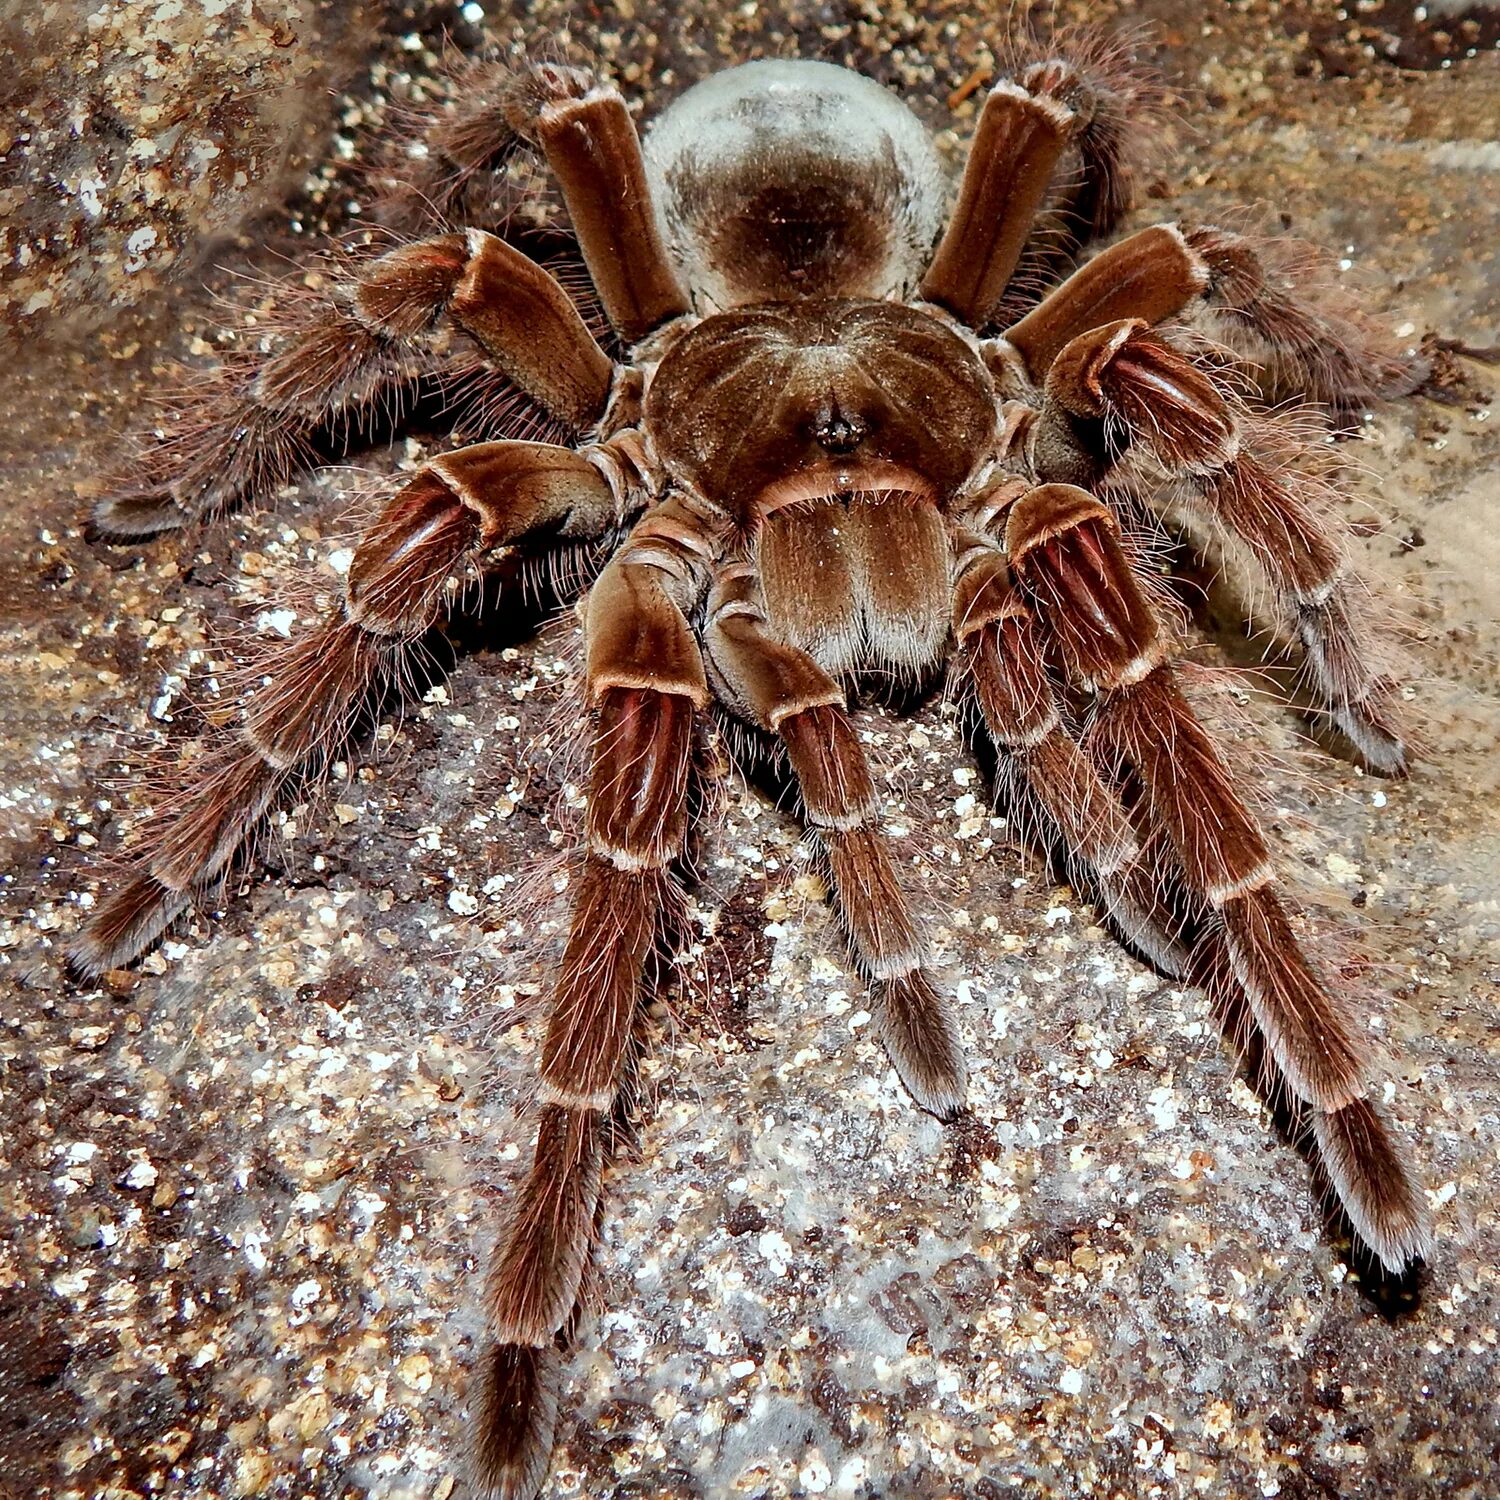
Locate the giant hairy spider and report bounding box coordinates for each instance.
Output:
[74,32,1433,1498]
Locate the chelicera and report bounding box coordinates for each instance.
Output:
[75,34,1431,1498]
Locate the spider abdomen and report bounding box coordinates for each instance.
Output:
[643,59,947,309]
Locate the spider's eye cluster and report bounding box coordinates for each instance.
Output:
[811,401,869,455]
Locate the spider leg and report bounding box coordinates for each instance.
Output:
[1000,224,1212,382]
[1009,29,1162,246]
[952,532,1137,876]
[959,614,1427,1276]
[1007,483,1368,1112]
[921,80,1077,329]
[1182,223,1427,406]
[1006,483,1428,1268]
[1059,793,1428,1272]
[522,66,690,341]
[368,54,553,235]
[73,441,626,976]
[999,222,1423,408]
[1176,434,1408,772]
[475,496,717,1498]
[704,562,967,1117]
[1030,318,1408,771]
[98,233,614,535]
[1191,933,1431,1272]
[924,27,1166,331]
[949,529,1192,975]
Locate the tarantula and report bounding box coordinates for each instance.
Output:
[74,34,1433,1499]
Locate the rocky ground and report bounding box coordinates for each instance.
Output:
[2,2,1497,1498]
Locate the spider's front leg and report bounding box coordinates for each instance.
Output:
[702,562,967,1118]
[952,531,1136,879]
[1189,933,1432,1276]
[949,530,1192,976]
[475,495,717,1499]
[1006,483,1429,1270]
[1024,315,1409,772]
[74,440,626,975]
[99,232,615,535]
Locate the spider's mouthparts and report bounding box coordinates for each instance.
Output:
[755,460,935,517]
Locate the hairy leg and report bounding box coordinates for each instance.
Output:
[474,495,719,1498]
[99,233,615,534]
[367,53,564,235]
[997,221,1423,410]
[924,27,1164,330]
[1003,480,1428,1269]
[946,525,1197,973]
[525,66,691,342]
[74,440,627,974]
[921,79,1076,329]
[951,530,1138,877]
[1006,26,1163,247]
[953,605,1426,1274]
[374,54,690,340]
[705,559,966,1117]
[1183,223,1427,406]
[1027,316,1408,770]
[1008,483,1367,1109]
[1190,931,1430,1271]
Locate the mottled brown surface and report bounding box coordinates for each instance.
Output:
[0,0,391,337]
[2,3,1498,1499]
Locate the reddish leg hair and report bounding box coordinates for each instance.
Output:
[950,481,1429,1272]
[473,497,717,1495]
[705,561,967,1118]
[1027,316,1410,771]
[1006,484,1370,1111]
[921,80,1076,329]
[74,441,624,977]
[530,70,691,341]
[1192,934,1430,1271]
[98,233,614,535]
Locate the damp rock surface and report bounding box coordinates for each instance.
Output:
[2,3,1498,1499]
[0,0,390,338]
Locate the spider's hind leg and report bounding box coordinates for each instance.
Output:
[993,25,1167,311]
[367,51,566,236]
[496,61,689,343]
[923,27,1165,331]
[920,79,1077,330]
